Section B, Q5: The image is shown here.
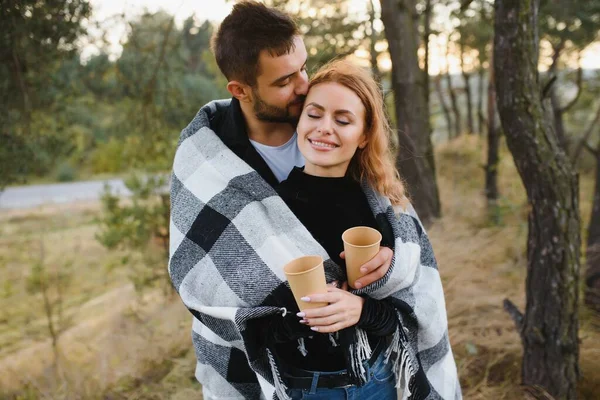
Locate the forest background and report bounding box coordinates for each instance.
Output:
[1,0,600,399]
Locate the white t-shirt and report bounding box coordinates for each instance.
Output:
[249,132,305,183]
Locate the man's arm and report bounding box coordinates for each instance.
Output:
[339,246,394,289]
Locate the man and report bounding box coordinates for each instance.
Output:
[168,1,396,398]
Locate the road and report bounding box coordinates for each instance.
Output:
[0,179,133,210]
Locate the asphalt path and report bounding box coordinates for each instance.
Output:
[0,179,133,210]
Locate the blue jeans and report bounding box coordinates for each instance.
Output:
[286,352,397,400]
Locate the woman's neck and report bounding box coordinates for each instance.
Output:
[303,162,348,178]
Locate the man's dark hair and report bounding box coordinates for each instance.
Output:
[211,1,300,86]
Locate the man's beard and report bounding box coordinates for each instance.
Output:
[252,88,305,125]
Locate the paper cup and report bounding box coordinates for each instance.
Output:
[342,226,382,289]
[283,255,328,311]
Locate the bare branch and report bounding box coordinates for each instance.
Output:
[583,141,599,157]
[549,39,566,73]
[503,298,524,333]
[542,76,557,99]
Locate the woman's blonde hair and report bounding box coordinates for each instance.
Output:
[308,59,406,205]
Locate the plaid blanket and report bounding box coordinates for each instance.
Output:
[168,100,462,399]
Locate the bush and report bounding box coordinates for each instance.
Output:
[55,161,78,182]
[96,173,171,294]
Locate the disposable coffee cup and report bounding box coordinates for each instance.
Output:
[283,255,328,311]
[342,226,382,289]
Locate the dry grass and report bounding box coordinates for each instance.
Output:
[1,135,599,399]
[0,202,194,399]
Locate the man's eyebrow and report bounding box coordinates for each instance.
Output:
[271,60,307,86]
[272,72,295,86]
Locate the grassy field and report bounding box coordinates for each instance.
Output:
[1,135,599,399]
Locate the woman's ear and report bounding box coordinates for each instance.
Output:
[227,81,251,103]
[358,136,368,149]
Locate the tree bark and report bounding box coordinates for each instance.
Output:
[460,37,475,134]
[494,0,581,398]
[446,37,462,137]
[485,50,498,205]
[380,0,441,225]
[435,74,454,141]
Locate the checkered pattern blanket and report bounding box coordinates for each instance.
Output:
[168,100,462,399]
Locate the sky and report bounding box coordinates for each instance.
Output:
[83,0,234,60]
[83,0,600,73]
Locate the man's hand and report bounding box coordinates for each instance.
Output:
[340,246,393,289]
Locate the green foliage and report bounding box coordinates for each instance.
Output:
[539,0,600,51]
[269,0,369,72]
[0,0,92,186]
[96,174,171,293]
[54,161,78,182]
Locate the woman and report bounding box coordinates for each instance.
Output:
[267,59,460,400]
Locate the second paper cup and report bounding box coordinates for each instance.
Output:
[342,226,382,289]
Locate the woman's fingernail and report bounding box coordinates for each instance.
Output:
[299,319,307,324]
[310,327,319,331]
[355,282,363,288]
[300,297,310,302]
[360,267,367,273]
[296,312,305,317]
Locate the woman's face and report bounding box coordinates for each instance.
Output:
[297,82,367,177]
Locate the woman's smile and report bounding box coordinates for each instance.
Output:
[308,138,339,150]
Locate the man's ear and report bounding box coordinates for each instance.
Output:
[227,81,252,103]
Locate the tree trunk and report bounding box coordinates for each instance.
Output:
[380,0,441,225]
[368,0,381,82]
[585,147,600,313]
[446,37,462,137]
[435,74,454,141]
[485,51,499,205]
[477,67,485,135]
[494,0,581,399]
[460,38,475,134]
[423,0,432,110]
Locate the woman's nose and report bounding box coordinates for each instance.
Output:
[317,118,333,134]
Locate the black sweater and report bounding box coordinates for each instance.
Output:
[273,167,398,371]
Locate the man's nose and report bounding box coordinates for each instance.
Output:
[295,72,309,96]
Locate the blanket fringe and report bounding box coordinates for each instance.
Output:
[328,333,339,347]
[267,348,291,400]
[297,337,308,356]
[347,328,372,386]
[384,316,416,400]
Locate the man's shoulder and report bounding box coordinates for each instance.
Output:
[199,98,232,119]
[178,98,232,143]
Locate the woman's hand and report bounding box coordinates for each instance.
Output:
[296,283,364,333]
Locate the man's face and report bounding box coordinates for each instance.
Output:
[251,36,309,124]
